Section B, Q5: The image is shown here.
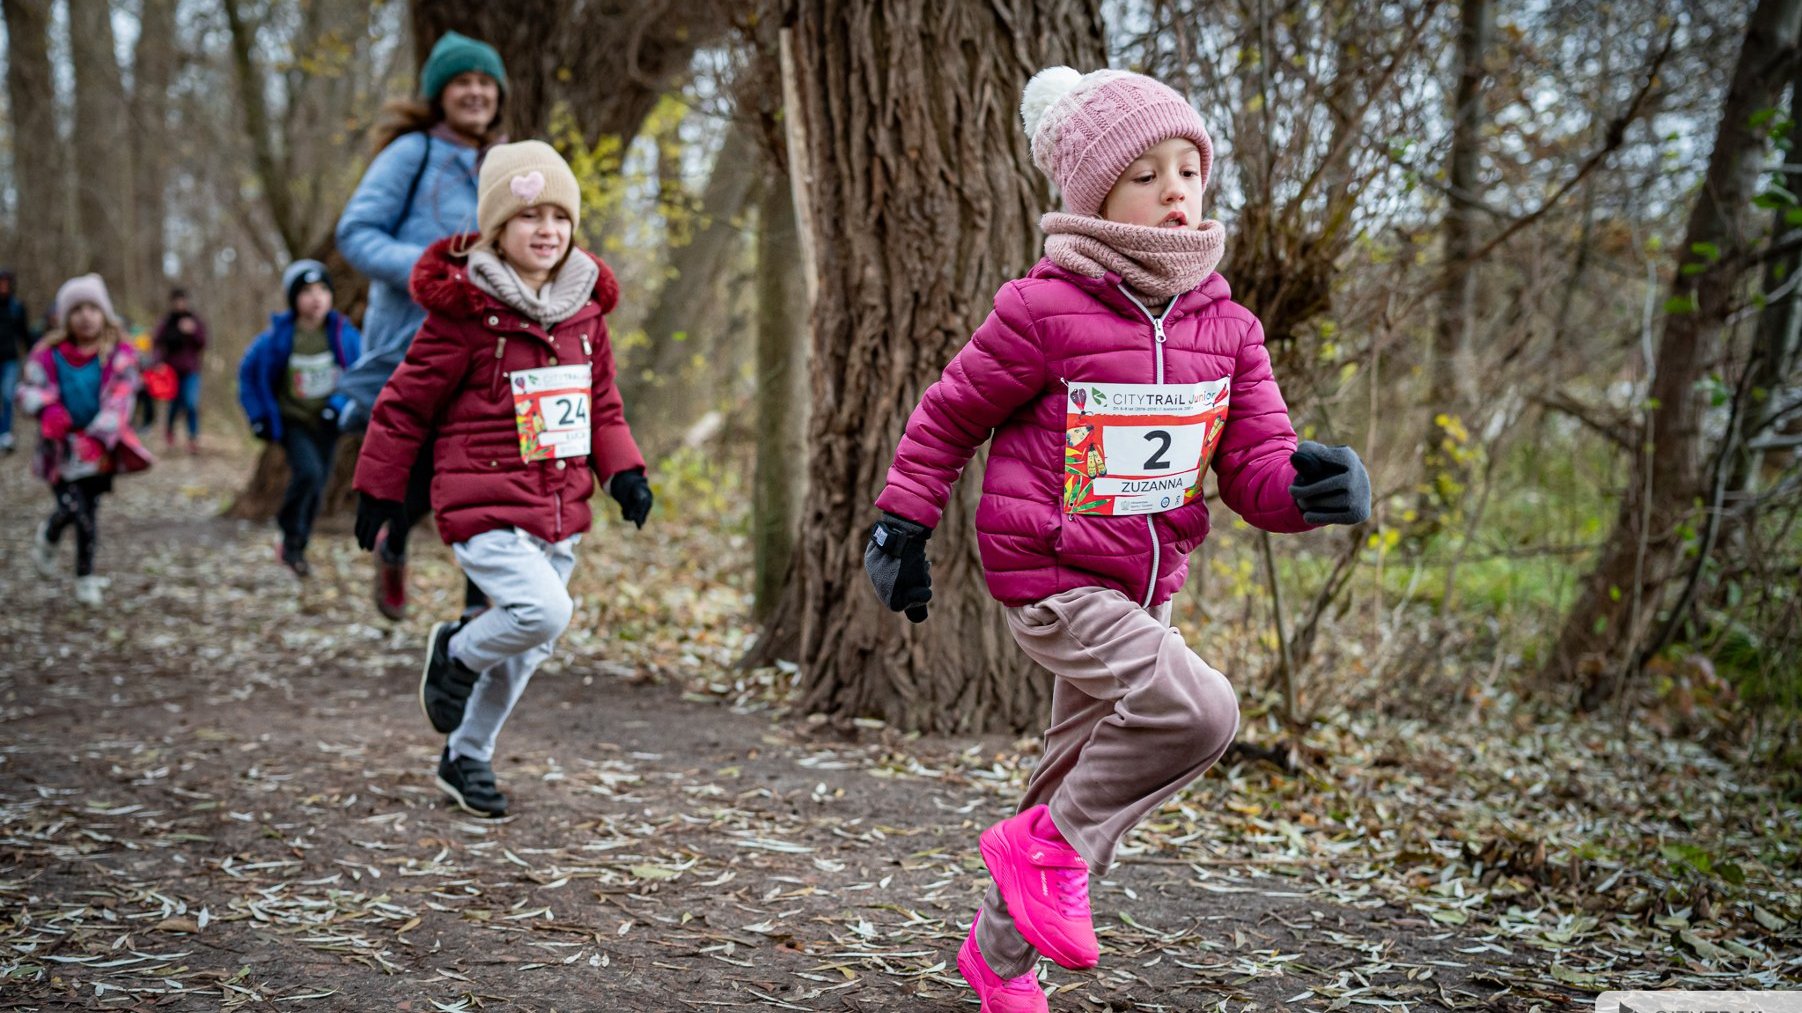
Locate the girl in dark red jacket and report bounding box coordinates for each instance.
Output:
[865,69,1372,1011]
[353,141,653,818]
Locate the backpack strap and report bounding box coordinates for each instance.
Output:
[390,132,434,234]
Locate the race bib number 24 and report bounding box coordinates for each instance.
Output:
[513,364,592,462]
[1064,379,1230,516]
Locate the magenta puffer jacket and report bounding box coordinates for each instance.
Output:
[875,259,1312,609]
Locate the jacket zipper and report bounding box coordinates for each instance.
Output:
[490,336,509,398]
[1118,285,1177,608]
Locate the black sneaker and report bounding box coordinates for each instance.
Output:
[436,748,507,818]
[279,542,310,578]
[420,620,481,733]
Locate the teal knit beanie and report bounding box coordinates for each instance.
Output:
[420,31,507,102]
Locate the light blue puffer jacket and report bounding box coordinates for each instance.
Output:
[333,129,480,427]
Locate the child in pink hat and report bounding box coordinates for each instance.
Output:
[863,68,1371,1011]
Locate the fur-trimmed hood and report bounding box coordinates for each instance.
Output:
[409,233,619,321]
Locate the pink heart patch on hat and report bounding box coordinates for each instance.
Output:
[509,171,546,204]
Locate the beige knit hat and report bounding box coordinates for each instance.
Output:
[476,140,581,240]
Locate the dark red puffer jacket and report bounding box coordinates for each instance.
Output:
[353,235,645,545]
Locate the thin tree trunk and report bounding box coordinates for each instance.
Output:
[626,120,764,452]
[1,0,67,304]
[753,176,809,626]
[1545,0,1802,703]
[785,0,1107,734]
[132,0,179,303]
[1422,0,1489,524]
[223,0,311,260]
[1728,69,1802,498]
[68,0,136,307]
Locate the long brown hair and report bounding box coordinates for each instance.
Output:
[370,96,506,155]
[42,319,125,358]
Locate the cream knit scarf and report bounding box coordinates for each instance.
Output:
[467,248,598,327]
[1042,212,1225,302]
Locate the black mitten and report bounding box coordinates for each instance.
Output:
[609,469,654,529]
[864,513,933,623]
[1289,441,1371,526]
[354,492,407,551]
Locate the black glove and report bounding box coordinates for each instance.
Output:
[320,404,339,426]
[354,492,407,551]
[864,513,932,623]
[250,419,271,442]
[609,469,654,529]
[1289,441,1371,526]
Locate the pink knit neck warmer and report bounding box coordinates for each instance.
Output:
[1041,212,1225,302]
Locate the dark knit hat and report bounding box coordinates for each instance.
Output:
[283,259,332,310]
[421,31,508,102]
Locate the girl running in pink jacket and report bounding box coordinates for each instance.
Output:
[864,67,1371,1012]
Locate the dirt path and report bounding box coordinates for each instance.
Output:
[2,446,1796,1011]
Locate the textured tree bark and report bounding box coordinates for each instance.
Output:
[224,436,363,523]
[752,177,809,625]
[784,0,1106,733]
[1,0,67,303]
[1545,0,1802,702]
[409,0,731,144]
[68,0,136,308]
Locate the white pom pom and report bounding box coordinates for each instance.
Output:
[1021,66,1082,141]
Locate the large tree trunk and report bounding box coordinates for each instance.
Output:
[752,175,809,625]
[1,0,67,304]
[1423,0,1490,514]
[1545,0,1802,703]
[784,0,1106,734]
[68,0,136,308]
[409,1,731,143]
[224,437,362,522]
[131,0,178,303]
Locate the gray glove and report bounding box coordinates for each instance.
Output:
[864,513,932,623]
[1289,441,1371,525]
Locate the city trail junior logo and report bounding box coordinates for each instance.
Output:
[1597,993,1802,1013]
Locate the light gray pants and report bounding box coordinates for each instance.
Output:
[977,586,1241,978]
[446,529,580,762]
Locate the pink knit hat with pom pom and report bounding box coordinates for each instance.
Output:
[1021,67,1214,217]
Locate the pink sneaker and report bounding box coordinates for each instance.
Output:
[957,922,1047,1013]
[978,805,1098,969]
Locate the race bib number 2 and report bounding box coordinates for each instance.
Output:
[512,364,591,462]
[1064,379,1230,516]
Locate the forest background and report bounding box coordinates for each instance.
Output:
[3,0,1801,1005]
[2,0,1799,759]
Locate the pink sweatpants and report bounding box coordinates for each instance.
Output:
[975,586,1241,979]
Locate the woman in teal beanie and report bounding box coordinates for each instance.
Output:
[335,29,508,620]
